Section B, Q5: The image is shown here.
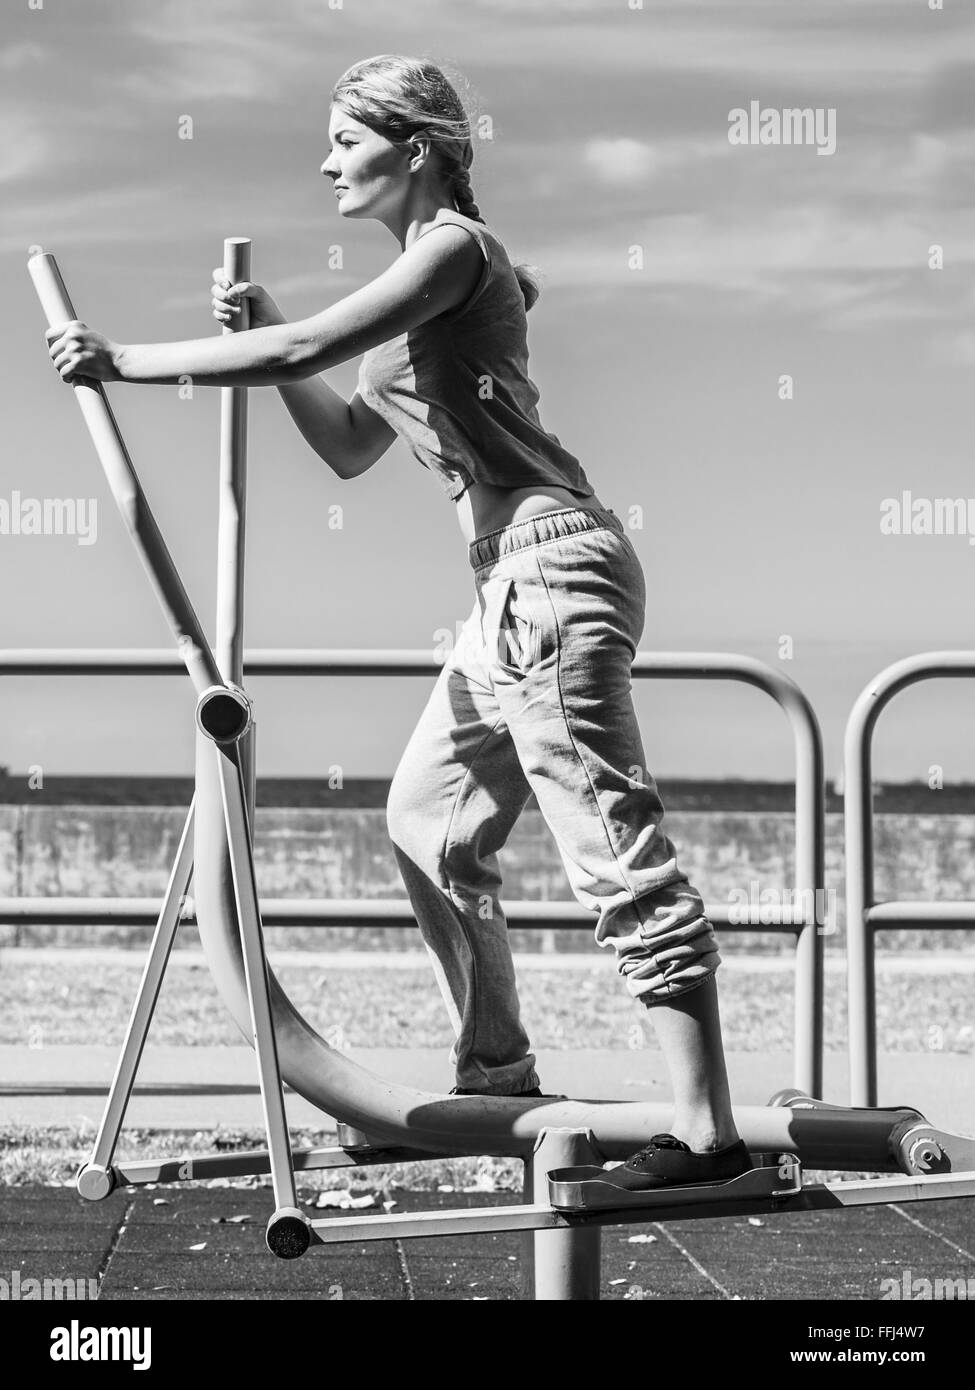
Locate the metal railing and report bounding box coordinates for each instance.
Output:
[0,646,826,1094]
[845,651,975,1106]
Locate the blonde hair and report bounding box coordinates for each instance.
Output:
[331,54,542,312]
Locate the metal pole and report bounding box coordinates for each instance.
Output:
[216,238,256,823]
[637,654,826,1095]
[529,1129,602,1300]
[790,684,825,1097]
[844,652,975,1106]
[216,237,250,687]
[202,238,297,1221]
[845,691,878,1106]
[78,800,196,1198]
[192,236,261,1056]
[26,253,223,698]
[213,742,298,1215]
[520,1160,534,1299]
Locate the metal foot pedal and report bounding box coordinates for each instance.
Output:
[548,1155,802,1213]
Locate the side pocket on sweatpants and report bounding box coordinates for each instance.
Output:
[500,577,540,675]
[480,575,539,676]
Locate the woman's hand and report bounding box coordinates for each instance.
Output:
[210,271,286,330]
[45,321,122,385]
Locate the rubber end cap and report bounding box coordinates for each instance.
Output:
[77,1165,116,1201]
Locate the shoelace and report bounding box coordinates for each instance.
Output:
[626,1132,691,1167]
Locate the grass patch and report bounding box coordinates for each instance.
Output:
[0,954,972,1053]
[1,950,971,1187]
[0,1121,524,1192]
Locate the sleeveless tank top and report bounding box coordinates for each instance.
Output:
[356,210,596,502]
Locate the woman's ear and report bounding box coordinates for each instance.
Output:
[407,134,432,173]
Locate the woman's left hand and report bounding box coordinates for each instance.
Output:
[45,320,123,384]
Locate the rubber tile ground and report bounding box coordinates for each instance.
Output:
[2,1186,973,1301]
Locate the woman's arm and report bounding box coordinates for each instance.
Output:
[115,321,296,388]
[112,225,482,389]
[276,374,357,476]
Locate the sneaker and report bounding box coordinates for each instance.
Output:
[448,1085,545,1098]
[600,1132,753,1192]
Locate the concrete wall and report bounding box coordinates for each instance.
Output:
[1,806,973,951]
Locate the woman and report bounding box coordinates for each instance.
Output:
[45,54,749,1192]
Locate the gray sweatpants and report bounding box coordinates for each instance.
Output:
[386,505,720,1094]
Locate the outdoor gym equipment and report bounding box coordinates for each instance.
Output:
[27,241,975,1300]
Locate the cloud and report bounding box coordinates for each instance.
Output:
[0,42,45,71]
[107,0,975,96]
[7,0,972,343]
[526,202,975,329]
[117,6,312,105]
[584,139,657,184]
[925,329,975,369]
[0,110,50,184]
[583,136,725,185]
[0,186,170,257]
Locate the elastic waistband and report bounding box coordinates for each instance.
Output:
[469,506,624,570]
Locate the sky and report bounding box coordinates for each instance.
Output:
[1,0,974,789]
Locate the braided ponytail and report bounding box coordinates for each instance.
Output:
[331,54,543,313]
[448,150,541,313]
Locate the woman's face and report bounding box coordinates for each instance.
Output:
[322,106,408,218]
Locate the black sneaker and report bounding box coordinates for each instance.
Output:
[601,1132,753,1192]
[448,1085,545,1098]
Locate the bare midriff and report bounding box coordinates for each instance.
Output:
[455,479,605,546]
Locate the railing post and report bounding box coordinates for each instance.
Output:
[844,690,879,1107]
[844,652,975,1107]
[638,653,825,1096]
[790,684,825,1099]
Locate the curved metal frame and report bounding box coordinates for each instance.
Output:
[844,652,975,1106]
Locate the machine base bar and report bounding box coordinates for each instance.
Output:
[110,1144,479,1188]
[306,1169,975,1245]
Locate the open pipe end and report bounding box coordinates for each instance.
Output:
[266,1208,311,1260]
[195,684,251,744]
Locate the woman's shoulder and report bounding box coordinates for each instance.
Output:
[413,210,519,325]
[417,210,507,263]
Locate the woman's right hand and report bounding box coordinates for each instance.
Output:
[210,271,285,330]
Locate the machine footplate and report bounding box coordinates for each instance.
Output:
[548,1156,801,1213]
